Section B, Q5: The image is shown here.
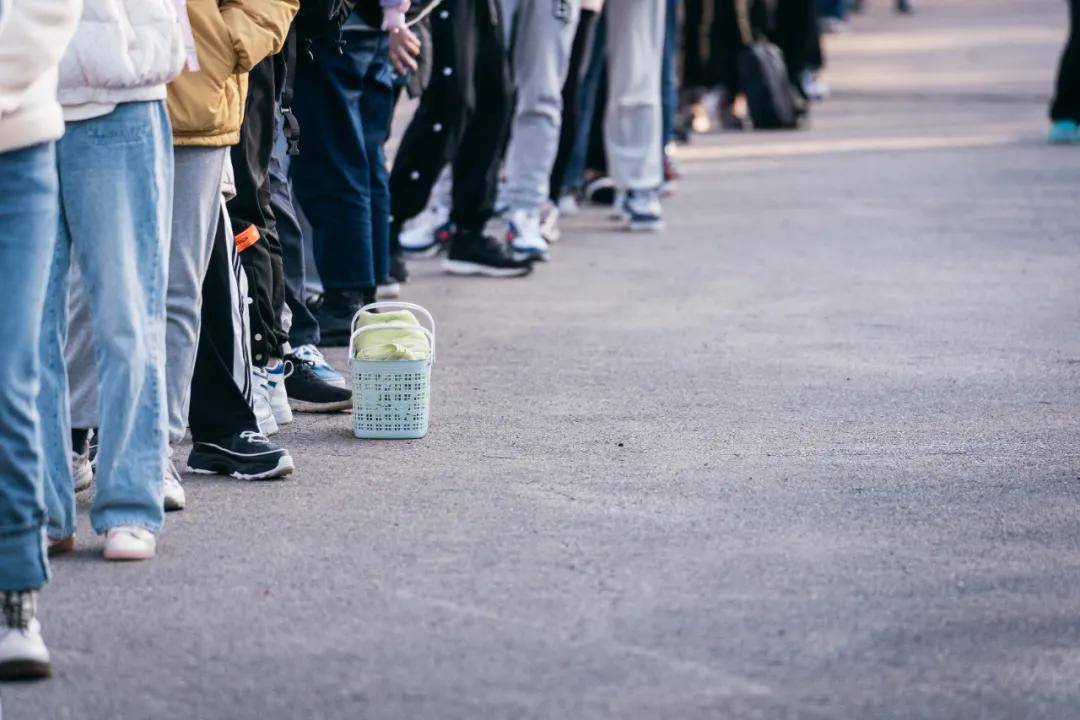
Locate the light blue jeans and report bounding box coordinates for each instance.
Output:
[38,101,171,539]
[0,142,58,591]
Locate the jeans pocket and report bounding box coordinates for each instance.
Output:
[83,108,153,147]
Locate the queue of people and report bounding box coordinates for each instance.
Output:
[0,0,852,681]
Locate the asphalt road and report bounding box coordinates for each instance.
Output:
[5,1,1079,718]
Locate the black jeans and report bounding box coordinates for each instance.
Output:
[774,0,824,81]
[188,214,260,443]
[389,0,513,233]
[228,55,288,365]
[1052,0,1080,122]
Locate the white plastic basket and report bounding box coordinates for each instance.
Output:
[349,302,436,439]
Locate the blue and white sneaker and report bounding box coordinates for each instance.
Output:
[292,344,347,389]
[505,209,550,261]
[1048,119,1080,144]
[264,361,293,427]
[399,204,453,257]
[621,189,665,232]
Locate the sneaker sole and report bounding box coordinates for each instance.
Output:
[443,259,532,278]
[402,243,444,259]
[164,494,186,512]
[271,405,294,426]
[104,545,156,561]
[626,219,665,232]
[289,398,352,413]
[0,659,52,680]
[187,454,295,482]
[512,249,549,263]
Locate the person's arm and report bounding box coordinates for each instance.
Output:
[219,0,298,74]
[0,0,81,114]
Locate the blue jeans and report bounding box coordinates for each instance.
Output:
[292,31,394,291]
[564,11,606,190]
[661,0,679,147]
[38,101,171,538]
[0,143,57,591]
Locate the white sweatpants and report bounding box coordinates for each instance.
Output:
[604,0,665,191]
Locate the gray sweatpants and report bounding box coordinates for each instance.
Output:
[499,0,581,213]
[605,0,665,191]
[164,146,228,445]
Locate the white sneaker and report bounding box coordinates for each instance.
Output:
[539,202,562,243]
[103,525,156,561]
[399,203,450,257]
[556,193,579,216]
[505,209,550,261]
[265,361,294,426]
[0,591,50,680]
[376,281,401,299]
[621,189,665,232]
[163,457,186,512]
[72,448,93,493]
[252,367,279,436]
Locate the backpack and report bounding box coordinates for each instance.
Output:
[296,0,358,42]
[737,41,804,130]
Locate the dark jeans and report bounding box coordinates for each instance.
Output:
[662,0,680,146]
[292,31,394,292]
[389,0,513,233]
[189,213,260,443]
[228,55,288,365]
[1052,0,1080,122]
[549,8,599,199]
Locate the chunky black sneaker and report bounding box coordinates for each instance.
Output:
[187,431,294,481]
[284,355,352,412]
[443,230,534,278]
[317,289,374,346]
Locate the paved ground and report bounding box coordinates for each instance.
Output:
[6,1,1080,718]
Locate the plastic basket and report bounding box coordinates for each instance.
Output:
[349,302,436,439]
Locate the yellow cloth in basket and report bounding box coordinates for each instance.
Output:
[352,310,431,361]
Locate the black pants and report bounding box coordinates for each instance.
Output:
[683,0,767,95]
[188,213,260,443]
[389,0,513,233]
[1052,0,1080,121]
[550,8,599,200]
[774,0,823,81]
[228,55,287,366]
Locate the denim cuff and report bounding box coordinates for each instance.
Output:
[0,526,50,591]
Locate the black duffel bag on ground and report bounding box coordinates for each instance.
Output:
[737,40,805,130]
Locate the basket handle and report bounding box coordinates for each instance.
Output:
[352,301,436,340]
[349,321,435,365]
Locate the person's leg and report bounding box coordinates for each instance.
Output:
[501,0,580,214]
[64,267,99,433]
[605,0,666,192]
[1051,0,1080,124]
[165,146,229,446]
[450,0,514,233]
[57,101,170,540]
[292,31,384,342]
[0,142,57,594]
[549,8,599,202]
[564,12,606,193]
[389,0,475,229]
[358,34,395,288]
[661,0,679,148]
[270,112,320,348]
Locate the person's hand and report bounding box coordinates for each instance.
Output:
[388,26,421,75]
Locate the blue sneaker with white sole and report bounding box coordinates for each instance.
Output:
[292,344,347,388]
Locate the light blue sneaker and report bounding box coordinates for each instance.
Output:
[1047,119,1080,144]
[292,344,346,388]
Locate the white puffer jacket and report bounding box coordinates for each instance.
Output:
[0,0,82,153]
[57,0,185,111]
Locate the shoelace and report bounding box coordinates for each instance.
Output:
[294,345,329,368]
[239,430,271,445]
[2,591,32,631]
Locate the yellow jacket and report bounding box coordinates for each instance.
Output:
[167,0,297,147]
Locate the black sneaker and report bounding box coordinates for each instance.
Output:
[187,431,294,481]
[443,230,534,278]
[317,289,374,346]
[284,355,352,412]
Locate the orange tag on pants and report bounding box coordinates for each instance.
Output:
[234,225,260,252]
